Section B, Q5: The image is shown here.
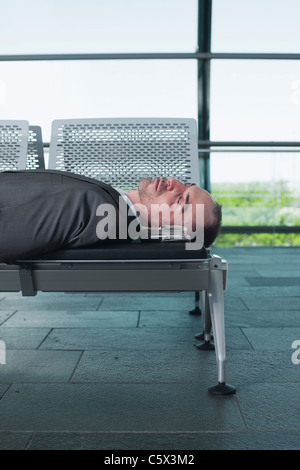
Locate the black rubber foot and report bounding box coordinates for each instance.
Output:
[189,307,201,316]
[208,382,236,396]
[195,332,213,341]
[196,340,215,351]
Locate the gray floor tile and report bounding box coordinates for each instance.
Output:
[0,311,16,326]
[226,350,300,383]
[27,430,300,450]
[93,292,194,298]
[71,349,218,384]
[99,295,196,311]
[0,431,32,450]
[236,383,300,431]
[196,430,300,450]
[2,310,139,328]
[40,327,198,352]
[246,277,300,287]
[222,328,253,351]
[224,296,249,311]
[241,327,300,350]
[0,327,50,349]
[0,247,299,449]
[256,268,300,278]
[138,309,202,328]
[0,295,101,311]
[224,309,300,328]
[0,350,82,383]
[27,431,202,450]
[0,383,244,432]
[241,296,300,311]
[0,384,10,399]
[230,285,300,296]
[226,277,256,288]
[193,327,252,352]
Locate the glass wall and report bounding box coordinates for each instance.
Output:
[0,0,198,142]
[211,0,300,53]
[0,0,197,54]
[210,60,300,142]
[0,60,197,142]
[210,0,300,245]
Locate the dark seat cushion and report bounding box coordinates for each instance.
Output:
[23,239,208,261]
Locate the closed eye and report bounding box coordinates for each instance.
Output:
[180,193,190,213]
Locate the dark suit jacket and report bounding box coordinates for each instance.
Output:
[0,169,135,263]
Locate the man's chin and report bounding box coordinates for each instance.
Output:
[138,178,151,187]
[137,178,149,194]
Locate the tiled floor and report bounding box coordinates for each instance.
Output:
[0,246,299,450]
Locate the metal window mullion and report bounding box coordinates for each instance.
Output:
[1,52,300,62]
[197,0,212,192]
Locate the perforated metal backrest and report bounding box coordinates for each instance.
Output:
[49,118,199,191]
[27,126,45,170]
[0,120,29,170]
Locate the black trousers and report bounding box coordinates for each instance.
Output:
[0,170,121,263]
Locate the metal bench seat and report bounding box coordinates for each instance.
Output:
[24,240,209,261]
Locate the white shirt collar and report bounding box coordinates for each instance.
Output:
[113,187,139,220]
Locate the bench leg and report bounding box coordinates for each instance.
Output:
[196,291,214,351]
[207,267,236,396]
[189,291,202,315]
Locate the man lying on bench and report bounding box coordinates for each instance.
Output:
[0,169,222,263]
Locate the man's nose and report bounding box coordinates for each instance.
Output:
[167,177,184,191]
[167,177,178,189]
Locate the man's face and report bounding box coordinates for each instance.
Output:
[136,177,216,232]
